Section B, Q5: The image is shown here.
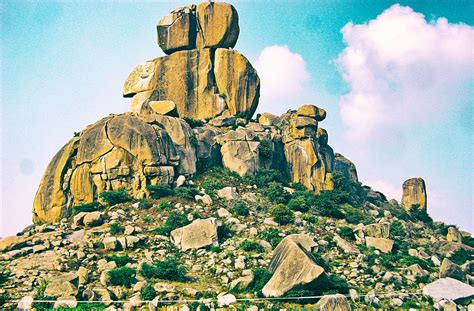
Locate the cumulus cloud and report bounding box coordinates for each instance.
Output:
[336,4,474,140]
[254,45,311,115]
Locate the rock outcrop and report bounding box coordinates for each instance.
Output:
[402,177,427,212]
[262,234,325,297]
[170,218,220,251]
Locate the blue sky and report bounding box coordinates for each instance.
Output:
[1,0,473,236]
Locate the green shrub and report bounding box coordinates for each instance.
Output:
[33,280,54,309]
[270,204,294,225]
[201,177,225,195]
[390,221,406,238]
[174,186,199,201]
[287,196,309,212]
[217,224,234,243]
[258,228,282,247]
[261,182,290,204]
[109,222,124,235]
[71,201,102,215]
[258,140,273,160]
[240,240,264,252]
[138,199,153,210]
[410,204,432,224]
[462,236,474,248]
[340,203,369,224]
[0,266,9,286]
[107,267,136,287]
[323,274,349,294]
[313,191,346,219]
[311,252,331,271]
[338,226,355,241]
[157,199,172,210]
[143,215,154,223]
[246,268,272,296]
[105,254,135,267]
[232,201,249,216]
[210,245,222,253]
[140,258,187,281]
[100,189,131,205]
[154,212,190,236]
[141,283,157,300]
[183,117,204,128]
[147,184,174,199]
[450,248,473,265]
[246,169,287,188]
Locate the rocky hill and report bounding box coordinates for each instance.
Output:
[1,1,473,310]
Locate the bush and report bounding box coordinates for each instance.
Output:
[140,258,187,281]
[340,203,369,224]
[210,245,222,253]
[174,186,199,201]
[147,184,174,199]
[107,267,136,287]
[105,254,135,267]
[246,268,272,296]
[323,274,349,295]
[154,212,190,236]
[217,224,234,243]
[0,266,9,286]
[183,117,204,128]
[311,252,331,271]
[100,189,131,205]
[462,236,474,248]
[450,248,473,266]
[141,283,157,300]
[287,196,310,212]
[109,222,124,235]
[258,228,282,247]
[338,226,355,241]
[258,140,273,160]
[201,177,225,196]
[246,169,287,188]
[261,182,290,204]
[410,204,432,224]
[240,240,264,252]
[270,204,294,225]
[157,200,172,210]
[143,215,154,223]
[71,201,102,215]
[138,199,153,210]
[313,191,346,219]
[232,201,249,216]
[390,220,406,238]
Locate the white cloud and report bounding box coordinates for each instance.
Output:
[336,4,474,140]
[254,45,311,115]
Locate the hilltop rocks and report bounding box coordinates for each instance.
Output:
[446,227,463,242]
[423,277,474,302]
[156,6,196,54]
[170,218,220,251]
[262,234,325,297]
[439,258,464,280]
[402,177,427,212]
[334,153,358,183]
[314,294,351,311]
[214,49,260,118]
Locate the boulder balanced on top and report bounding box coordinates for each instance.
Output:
[124,1,259,120]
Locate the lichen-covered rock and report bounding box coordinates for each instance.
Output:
[439,258,464,280]
[214,49,260,119]
[334,153,358,183]
[148,100,177,116]
[402,177,427,212]
[365,237,394,253]
[297,104,326,121]
[156,6,196,54]
[446,227,463,243]
[196,2,239,49]
[262,234,325,297]
[170,218,220,251]
[314,294,351,311]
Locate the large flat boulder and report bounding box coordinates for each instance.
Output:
[262,234,325,297]
[170,218,220,251]
[365,237,394,253]
[423,277,474,302]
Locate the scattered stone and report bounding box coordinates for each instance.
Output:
[176,175,186,187]
[365,237,394,253]
[170,218,220,251]
[217,187,239,200]
[314,294,351,311]
[217,292,237,307]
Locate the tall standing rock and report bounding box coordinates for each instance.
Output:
[196,2,239,49]
[402,177,427,212]
[156,6,197,54]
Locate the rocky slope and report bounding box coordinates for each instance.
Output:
[1,1,473,310]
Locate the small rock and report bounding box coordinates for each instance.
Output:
[217,292,236,307]
[176,175,186,187]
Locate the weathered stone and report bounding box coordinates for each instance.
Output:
[334,153,358,183]
[365,237,393,253]
[53,297,77,309]
[0,235,29,252]
[333,234,359,254]
[314,294,351,311]
[221,140,260,176]
[196,2,239,49]
[17,296,34,311]
[402,177,427,212]
[439,258,464,280]
[170,218,220,251]
[217,187,238,200]
[214,49,260,119]
[156,6,196,54]
[446,227,463,243]
[193,125,223,169]
[297,104,326,121]
[44,272,78,297]
[217,292,237,307]
[423,277,474,302]
[103,237,119,251]
[148,100,177,116]
[230,275,254,291]
[258,112,279,126]
[262,234,325,297]
[82,212,104,227]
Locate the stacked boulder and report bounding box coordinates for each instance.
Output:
[401,177,427,212]
[32,1,354,224]
[125,2,259,120]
